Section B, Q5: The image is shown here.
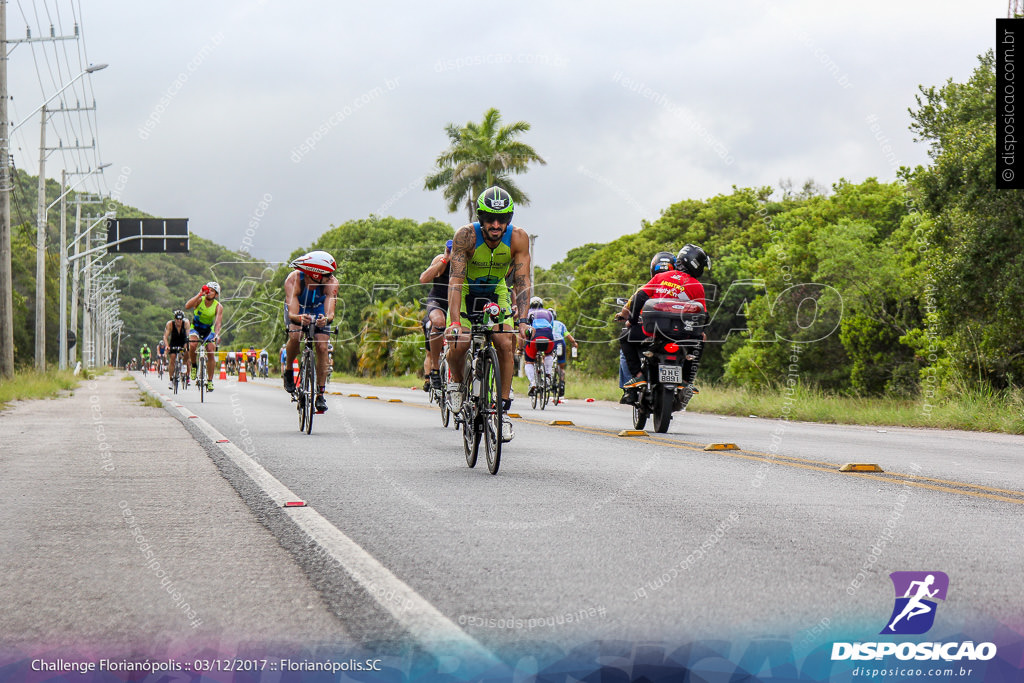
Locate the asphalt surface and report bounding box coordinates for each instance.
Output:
[0,372,352,655]
[133,371,1024,657]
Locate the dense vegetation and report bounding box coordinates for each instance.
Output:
[12,50,1018,403]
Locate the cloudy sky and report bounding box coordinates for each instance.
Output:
[6,0,1000,268]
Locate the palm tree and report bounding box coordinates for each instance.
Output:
[425,108,546,222]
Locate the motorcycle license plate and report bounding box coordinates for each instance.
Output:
[658,365,683,384]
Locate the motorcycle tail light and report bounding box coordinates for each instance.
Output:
[664,342,679,353]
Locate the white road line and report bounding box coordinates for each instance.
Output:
[152,386,502,670]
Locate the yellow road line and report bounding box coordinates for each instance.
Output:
[340,395,1024,505]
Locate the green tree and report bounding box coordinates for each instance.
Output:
[909,50,1024,387]
[424,108,546,221]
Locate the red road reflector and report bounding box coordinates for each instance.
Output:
[188,415,198,419]
[216,439,229,443]
[586,398,595,402]
[283,501,307,507]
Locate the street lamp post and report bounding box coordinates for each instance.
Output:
[21,64,108,371]
[58,167,111,369]
[70,209,111,365]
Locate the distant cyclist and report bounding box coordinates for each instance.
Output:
[283,250,339,414]
[445,187,532,442]
[162,309,191,389]
[259,347,269,377]
[523,297,555,398]
[420,238,453,392]
[139,343,151,373]
[549,308,578,398]
[185,281,224,393]
[156,340,168,376]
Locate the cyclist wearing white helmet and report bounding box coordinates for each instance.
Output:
[523,296,555,398]
[283,250,339,414]
[185,281,223,393]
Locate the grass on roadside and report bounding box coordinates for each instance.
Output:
[330,368,1024,434]
[0,369,82,409]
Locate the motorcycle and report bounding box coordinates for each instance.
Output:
[628,297,706,433]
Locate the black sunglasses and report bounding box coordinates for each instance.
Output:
[479,213,511,226]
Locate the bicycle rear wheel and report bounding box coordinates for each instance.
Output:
[482,347,502,475]
[303,348,316,434]
[538,355,548,411]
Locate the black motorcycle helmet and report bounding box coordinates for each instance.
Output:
[650,251,676,278]
[676,244,710,278]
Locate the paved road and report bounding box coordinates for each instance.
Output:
[138,371,1024,659]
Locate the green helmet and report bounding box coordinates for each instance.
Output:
[476,186,514,219]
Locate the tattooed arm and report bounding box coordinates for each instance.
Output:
[509,226,532,336]
[445,225,474,337]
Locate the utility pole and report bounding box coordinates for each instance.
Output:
[0,0,12,379]
[4,20,84,374]
[34,106,46,370]
[33,115,96,371]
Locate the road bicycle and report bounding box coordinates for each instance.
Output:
[530,343,552,411]
[195,343,208,403]
[435,352,457,429]
[171,349,188,394]
[294,322,331,434]
[456,304,510,475]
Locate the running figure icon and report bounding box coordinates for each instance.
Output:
[881,571,949,635]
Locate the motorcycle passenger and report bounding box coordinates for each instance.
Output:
[617,246,708,400]
[523,296,555,397]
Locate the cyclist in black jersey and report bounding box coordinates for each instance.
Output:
[162,309,192,390]
[419,238,452,391]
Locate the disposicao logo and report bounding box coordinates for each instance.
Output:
[831,571,997,663]
[881,571,948,635]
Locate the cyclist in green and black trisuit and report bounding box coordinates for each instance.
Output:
[139,343,151,371]
[185,281,224,393]
[445,186,533,443]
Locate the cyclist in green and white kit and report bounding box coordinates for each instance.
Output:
[185,281,223,393]
[139,343,151,372]
[445,187,533,442]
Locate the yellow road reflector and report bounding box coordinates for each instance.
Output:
[618,430,647,437]
[329,391,342,395]
[348,393,361,397]
[388,398,402,403]
[365,396,379,400]
[549,420,574,426]
[840,463,884,473]
[506,412,522,418]
[704,443,739,451]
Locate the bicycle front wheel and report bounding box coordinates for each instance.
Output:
[198,354,206,403]
[304,349,316,434]
[482,347,502,475]
[438,358,451,428]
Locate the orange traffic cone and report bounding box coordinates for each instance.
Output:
[238,361,247,383]
[219,361,227,380]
